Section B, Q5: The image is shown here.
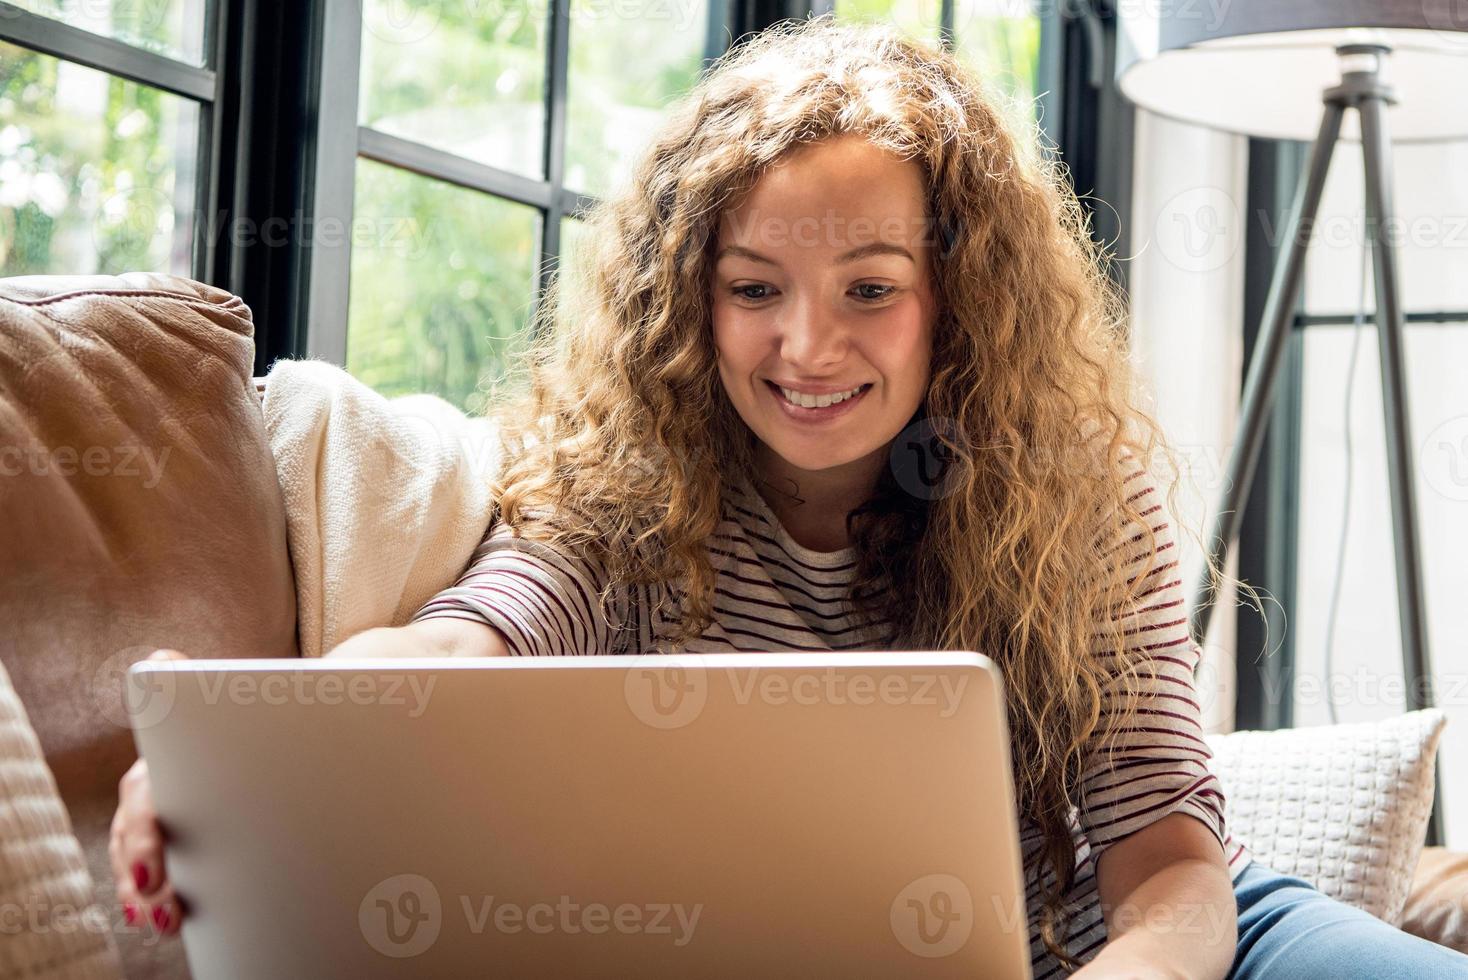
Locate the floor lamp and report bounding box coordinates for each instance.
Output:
[1116,4,1468,848]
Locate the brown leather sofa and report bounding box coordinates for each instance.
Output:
[1,272,1465,977]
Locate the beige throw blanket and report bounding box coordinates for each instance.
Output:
[261,360,501,658]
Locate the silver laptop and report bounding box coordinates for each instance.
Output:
[128,651,1033,979]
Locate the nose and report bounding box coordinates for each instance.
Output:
[779,295,847,374]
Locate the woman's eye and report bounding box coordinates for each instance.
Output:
[852,284,896,302]
[731,284,773,302]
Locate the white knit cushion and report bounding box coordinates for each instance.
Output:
[0,658,122,978]
[1206,709,1446,925]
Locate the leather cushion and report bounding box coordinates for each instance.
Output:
[0,272,298,978]
[1402,846,1468,954]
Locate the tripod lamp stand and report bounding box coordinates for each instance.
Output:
[1116,2,1468,847]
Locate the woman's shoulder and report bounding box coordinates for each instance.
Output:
[475,492,667,587]
[420,504,636,656]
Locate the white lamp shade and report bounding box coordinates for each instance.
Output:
[1116,1,1468,142]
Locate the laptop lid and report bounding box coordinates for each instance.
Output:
[129,651,1032,979]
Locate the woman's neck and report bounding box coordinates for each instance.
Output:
[751,443,887,552]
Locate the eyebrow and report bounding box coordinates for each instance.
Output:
[714,242,916,266]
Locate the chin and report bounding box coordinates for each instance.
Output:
[762,436,876,475]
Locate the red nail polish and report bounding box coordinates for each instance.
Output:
[124,903,137,925]
[152,904,170,931]
[132,862,150,892]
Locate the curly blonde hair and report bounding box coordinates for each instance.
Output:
[484,13,1248,970]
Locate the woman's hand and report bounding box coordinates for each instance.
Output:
[325,619,512,659]
[108,649,188,938]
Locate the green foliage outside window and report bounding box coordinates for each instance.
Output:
[835,0,1042,128]
[346,157,538,416]
[0,40,196,277]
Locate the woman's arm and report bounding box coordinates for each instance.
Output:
[324,618,513,659]
[1073,459,1237,979]
[1075,811,1237,980]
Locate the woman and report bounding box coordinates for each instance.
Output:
[111,15,1468,978]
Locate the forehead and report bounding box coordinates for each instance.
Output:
[718,136,930,247]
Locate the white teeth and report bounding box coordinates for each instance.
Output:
[777,384,866,408]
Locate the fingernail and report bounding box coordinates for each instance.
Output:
[132,862,150,892]
[124,902,137,925]
[152,904,170,931]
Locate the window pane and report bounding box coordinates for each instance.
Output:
[564,0,707,199]
[558,214,586,292]
[358,0,547,180]
[7,0,209,65]
[1304,139,1468,317]
[0,41,199,276]
[346,159,538,414]
[1294,323,1468,723]
[951,0,1042,122]
[833,0,942,47]
[834,0,1043,130]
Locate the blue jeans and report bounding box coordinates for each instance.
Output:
[1231,860,1468,978]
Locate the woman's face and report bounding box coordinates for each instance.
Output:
[712,134,937,476]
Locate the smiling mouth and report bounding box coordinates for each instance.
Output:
[765,381,872,409]
[763,381,874,420]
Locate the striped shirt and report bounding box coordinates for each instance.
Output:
[413,463,1254,975]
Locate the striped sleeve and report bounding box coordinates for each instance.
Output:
[410,515,628,657]
[1076,463,1229,867]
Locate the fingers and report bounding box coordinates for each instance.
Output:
[147,648,190,662]
[117,878,184,939]
[109,649,192,939]
[110,757,183,939]
[128,884,184,938]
